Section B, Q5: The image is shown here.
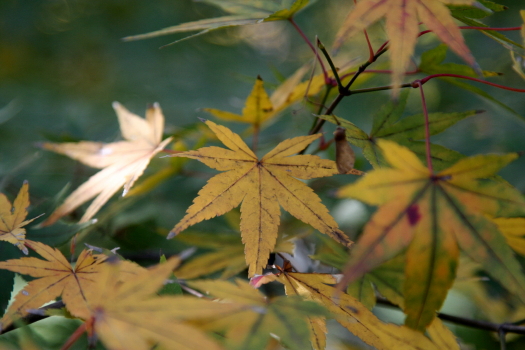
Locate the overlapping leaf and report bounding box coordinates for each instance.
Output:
[206,62,374,130]
[334,0,478,93]
[204,76,274,127]
[0,182,39,254]
[168,120,352,276]
[186,278,328,350]
[41,102,172,225]
[419,45,524,120]
[80,257,223,350]
[320,90,479,171]
[0,240,145,330]
[123,0,311,46]
[493,217,525,256]
[338,140,525,331]
[449,0,523,49]
[256,268,450,350]
[175,230,294,279]
[312,239,460,349]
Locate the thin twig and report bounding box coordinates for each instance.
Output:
[415,80,433,173]
[288,18,329,84]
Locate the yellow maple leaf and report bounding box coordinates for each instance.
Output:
[168,120,352,276]
[204,76,274,126]
[175,230,294,279]
[338,140,525,331]
[0,240,145,330]
[41,102,173,225]
[493,217,525,256]
[334,0,478,94]
[0,182,40,255]
[257,269,445,350]
[80,257,223,350]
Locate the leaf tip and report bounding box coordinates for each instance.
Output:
[167,231,177,239]
[198,117,208,123]
[256,75,263,81]
[475,110,486,114]
[112,101,121,110]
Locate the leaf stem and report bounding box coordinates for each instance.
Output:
[415,80,433,172]
[288,18,329,84]
[252,123,260,153]
[420,73,525,92]
[60,321,87,350]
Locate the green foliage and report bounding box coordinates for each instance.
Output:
[1,1,525,349]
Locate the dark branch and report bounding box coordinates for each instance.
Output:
[0,301,65,334]
[376,298,525,335]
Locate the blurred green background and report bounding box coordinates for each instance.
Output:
[1,0,525,349]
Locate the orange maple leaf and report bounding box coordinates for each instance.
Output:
[334,0,478,93]
[41,102,172,225]
[168,120,352,276]
[0,182,40,255]
[0,240,144,330]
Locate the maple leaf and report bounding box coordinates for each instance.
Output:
[205,61,375,130]
[184,278,328,350]
[0,182,40,255]
[256,268,448,350]
[204,76,274,127]
[175,229,294,279]
[320,90,480,171]
[419,44,523,120]
[493,217,525,256]
[312,238,461,349]
[338,140,525,331]
[41,102,173,226]
[333,0,478,93]
[449,1,523,49]
[0,240,145,330]
[122,0,311,46]
[80,257,223,350]
[168,120,352,276]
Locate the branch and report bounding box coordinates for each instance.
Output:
[307,47,389,136]
[376,298,525,335]
[0,301,65,334]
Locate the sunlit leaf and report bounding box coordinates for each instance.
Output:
[41,102,173,225]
